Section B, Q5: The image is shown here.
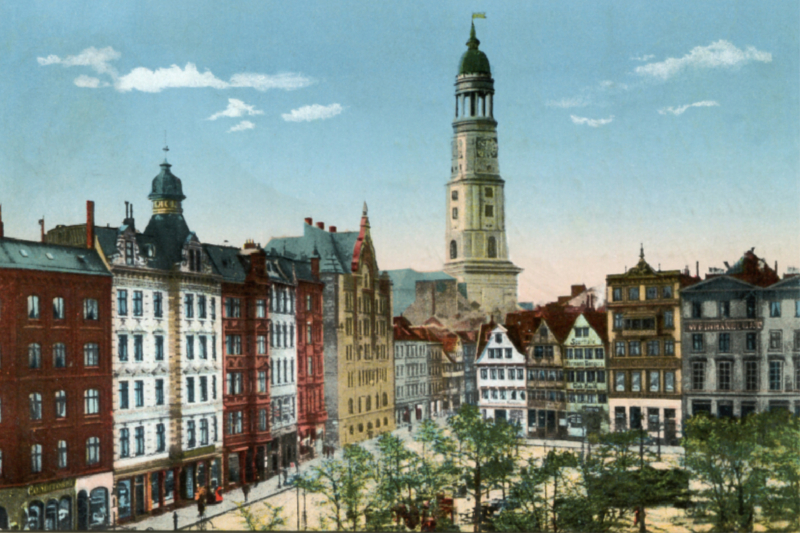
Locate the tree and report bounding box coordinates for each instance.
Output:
[448,404,518,533]
[683,413,770,532]
[235,501,286,531]
[415,419,458,502]
[372,433,419,531]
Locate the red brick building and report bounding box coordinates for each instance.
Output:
[0,220,114,530]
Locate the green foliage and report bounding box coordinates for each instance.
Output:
[234,501,286,531]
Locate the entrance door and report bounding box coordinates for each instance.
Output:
[77,491,89,530]
[256,447,266,481]
[630,407,642,430]
[135,475,145,516]
[245,449,254,483]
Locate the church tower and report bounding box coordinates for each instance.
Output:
[443,23,521,314]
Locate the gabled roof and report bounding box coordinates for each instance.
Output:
[0,237,110,276]
[266,223,360,275]
[204,244,247,283]
[683,275,757,294]
[537,306,580,344]
[475,320,498,357]
[582,310,609,343]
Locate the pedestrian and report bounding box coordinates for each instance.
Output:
[172,511,179,531]
[633,506,640,526]
[242,483,251,502]
[254,472,260,489]
[197,492,206,518]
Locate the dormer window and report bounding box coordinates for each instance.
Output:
[495,333,502,343]
[125,241,134,265]
[188,249,202,272]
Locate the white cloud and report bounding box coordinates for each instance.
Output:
[570,115,614,127]
[282,103,343,122]
[73,75,107,88]
[227,120,256,133]
[658,100,720,115]
[208,98,264,120]
[630,54,655,62]
[635,40,771,80]
[546,96,590,109]
[38,46,314,93]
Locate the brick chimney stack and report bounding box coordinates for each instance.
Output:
[316,222,325,230]
[329,226,337,233]
[305,217,313,226]
[86,201,95,249]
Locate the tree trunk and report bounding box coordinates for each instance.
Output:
[474,463,482,533]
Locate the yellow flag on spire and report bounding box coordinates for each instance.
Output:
[472,12,486,19]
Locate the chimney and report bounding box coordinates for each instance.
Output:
[316,222,325,230]
[571,284,585,298]
[243,239,257,249]
[696,261,699,278]
[39,217,45,243]
[304,217,313,226]
[329,226,337,233]
[86,201,95,249]
[310,254,320,277]
[0,204,4,239]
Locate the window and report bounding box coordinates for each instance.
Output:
[53,343,66,368]
[228,412,243,435]
[306,324,313,345]
[212,376,217,399]
[224,298,241,318]
[184,294,194,318]
[451,190,458,200]
[612,288,622,302]
[487,237,497,258]
[646,287,658,300]
[717,361,732,391]
[198,295,207,319]
[29,343,41,369]
[156,424,166,452]
[200,419,209,445]
[125,240,134,265]
[647,341,659,356]
[769,331,782,351]
[258,372,267,393]
[133,291,143,317]
[631,372,641,392]
[30,393,42,420]
[226,335,242,355]
[484,187,494,198]
[629,341,641,356]
[663,285,673,299]
[211,297,216,320]
[55,390,67,418]
[186,335,194,360]
[118,335,128,362]
[155,336,164,361]
[665,371,675,393]
[615,372,626,391]
[770,301,781,318]
[84,389,99,415]
[28,295,40,319]
[692,361,705,390]
[745,361,758,391]
[613,313,624,329]
[187,377,195,403]
[155,379,164,405]
[449,240,457,259]
[57,440,67,469]
[615,342,625,356]
[797,300,800,318]
[692,334,704,352]
[452,207,458,220]
[746,296,756,318]
[256,299,266,318]
[664,310,674,328]
[119,429,130,458]
[629,287,640,301]
[117,290,128,316]
[200,376,208,402]
[135,427,144,455]
[134,381,144,407]
[649,371,660,392]
[665,340,675,356]
[84,298,98,320]
[31,444,42,473]
[187,421,196,448]
[119,381,129,409]
[484,205,493,217]
[52,297,65,319]
[258,410,267,432]
[84,343,99,367]
[134,335,143,362]
[719,301,730,318]
[719,333,731,353]
[226,373,243,395]
[769,361,782,391]
[153,291,163,318]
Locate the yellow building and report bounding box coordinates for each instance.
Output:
[266,205,395,447]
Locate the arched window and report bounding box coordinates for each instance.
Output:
[487,237,497,258]
[58,497,72,530]
[86,437,100,465]
[45,499,58,530]
[450,240,457,260]
[55,391,67,418]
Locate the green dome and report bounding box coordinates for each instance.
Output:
[148,161,186,201]
[458,23,491,76]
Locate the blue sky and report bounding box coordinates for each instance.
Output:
[1,1,797,303]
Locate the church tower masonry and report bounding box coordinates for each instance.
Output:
[443,23,521,314]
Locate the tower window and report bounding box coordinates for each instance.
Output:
[451,190,458,201]
[485,187,493,198]
[450,240,457,260]
[452,207,458,220]
[487,237,497,258]
[484,205,494,217]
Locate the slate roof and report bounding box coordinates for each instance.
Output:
[204,244,247,283]
[142,214,192,270]
[386,268,455,316]
[0,238,110,276]
[266,224,359,275]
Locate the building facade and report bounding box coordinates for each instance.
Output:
[443,24,521,315]
[266,209,394,447]
[476,324,528,429]
[563,311,609,436]
[393,317,434,427]
[607,249,695,443]
[0,226,114,530]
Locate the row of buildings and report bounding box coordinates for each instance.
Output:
[473,250,800,444]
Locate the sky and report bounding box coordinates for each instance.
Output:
[1,1,798,304]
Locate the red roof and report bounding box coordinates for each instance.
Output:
[582,309,609,343]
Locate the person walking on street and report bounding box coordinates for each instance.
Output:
[197,492,206,519]
[242,483,251,502]
[173,511,179,531]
